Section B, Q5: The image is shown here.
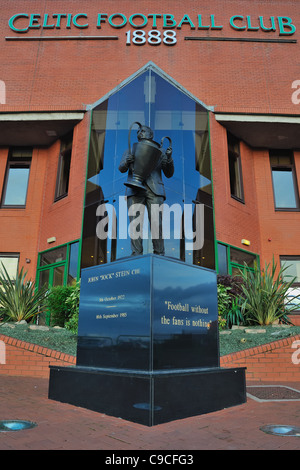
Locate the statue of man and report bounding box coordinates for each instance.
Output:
[119,125,174,256]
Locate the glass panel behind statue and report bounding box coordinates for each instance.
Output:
[119,123,174,256]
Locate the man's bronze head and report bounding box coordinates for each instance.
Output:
[137,125,153,141]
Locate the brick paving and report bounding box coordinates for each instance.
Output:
[0,375,299,450]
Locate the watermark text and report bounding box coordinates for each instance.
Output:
[96,196,204,250]
[0,341,6,365]
[291,340,300,365]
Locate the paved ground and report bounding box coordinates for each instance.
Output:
[0,375,299,451]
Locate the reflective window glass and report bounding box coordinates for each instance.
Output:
[217,243,228,275]
[227,133,244,202]
[40,246,67,266]
[280,257,300,285]
[0,254,19,280]
[68,242,79,284]
[53,265,65,286]
[1,149,32,207]
[270,151,299,210]
[55,132,73,201]
[230,247,256,269]
[272,169,298,209]
[38,269,50,289]
[81,69,215,270]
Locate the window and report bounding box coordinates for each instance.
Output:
[280,257,300,286]
[227,132,244,202]
[280,256,300,313]
[81,67,215,270]
[217,242,258,276]
[1,148,32,207]
[270,150,299,210]
[40,245,67,266]
[217,243,228,275]
[37,241,80,325]
[230,247,256,276]
[68,241,80,284]
[0,253,19,280]
[54,131,73,201]
[37,241,80,289]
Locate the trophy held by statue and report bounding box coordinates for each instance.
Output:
[124,121,172,191]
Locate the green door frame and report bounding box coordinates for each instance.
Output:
[36,239,81,289]
[36,240,81,325]
[37,262,66,288]
[216,241,260,276]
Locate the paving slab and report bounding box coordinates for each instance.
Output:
[0,376,299,451]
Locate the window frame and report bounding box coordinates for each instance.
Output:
[280,256,300,314]
[0,253,20,280]
[280,256,300,287]
[36,240,80,289]
[54,131,73,202]
[227,132,245,203]
[1,148,32,209]
[216,242,259,276]
[270,150,300,211]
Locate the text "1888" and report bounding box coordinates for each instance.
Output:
[126,30,177,46]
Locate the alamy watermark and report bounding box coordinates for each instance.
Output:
[291,340,300,365]
[0,341,5,365]
[291,80,300,104]
[0,81,5,104]
[95,196,205,251]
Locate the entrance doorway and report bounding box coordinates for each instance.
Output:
[36,240,80,324]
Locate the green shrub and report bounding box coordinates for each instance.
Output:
[225,297,244,328]
[47,285,75,327]
[217,274,244,298]
[239,258,299,325]
[217,284,232,330]
[65,282,80,334]
[0,263,48,323]
[217,282,245,329]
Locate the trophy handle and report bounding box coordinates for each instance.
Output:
[128,122,142,154]
[160,136,172,151]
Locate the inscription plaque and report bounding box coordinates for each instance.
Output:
[77,255,219,370]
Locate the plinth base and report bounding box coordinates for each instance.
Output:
[49,365,246,426]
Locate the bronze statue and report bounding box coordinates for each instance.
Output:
[119,122,174,256]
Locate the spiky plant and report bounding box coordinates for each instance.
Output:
[239,258,299,326]
[0,263,48,323]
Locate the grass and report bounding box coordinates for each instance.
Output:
[219,324,300,356]
[0,322,300,357]
[0,323,77,355]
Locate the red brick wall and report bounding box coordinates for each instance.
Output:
[0,333,299,381]
[0,114,89,280]
[0,146,48,280]
[221,334,300,382]
[210,117,262,256]
[0,1,300,283]
[0,334,76,379]
[253,148,300,268]
[0,1,299,114]
[37,114,90,255]
[210,111,300,305]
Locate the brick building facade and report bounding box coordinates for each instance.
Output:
[0,1,300,323]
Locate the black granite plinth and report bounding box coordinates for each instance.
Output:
[49,365,246,426]
[48,255,246,426]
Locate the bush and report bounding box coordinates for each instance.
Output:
[65,282,80,334]
[226,297,244,328]
[47,285,75,327]
[239,258,299,325]
[217,282,245,329]
[217,274,244,298]
[217,284,232,330]
[0,263,48,323]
